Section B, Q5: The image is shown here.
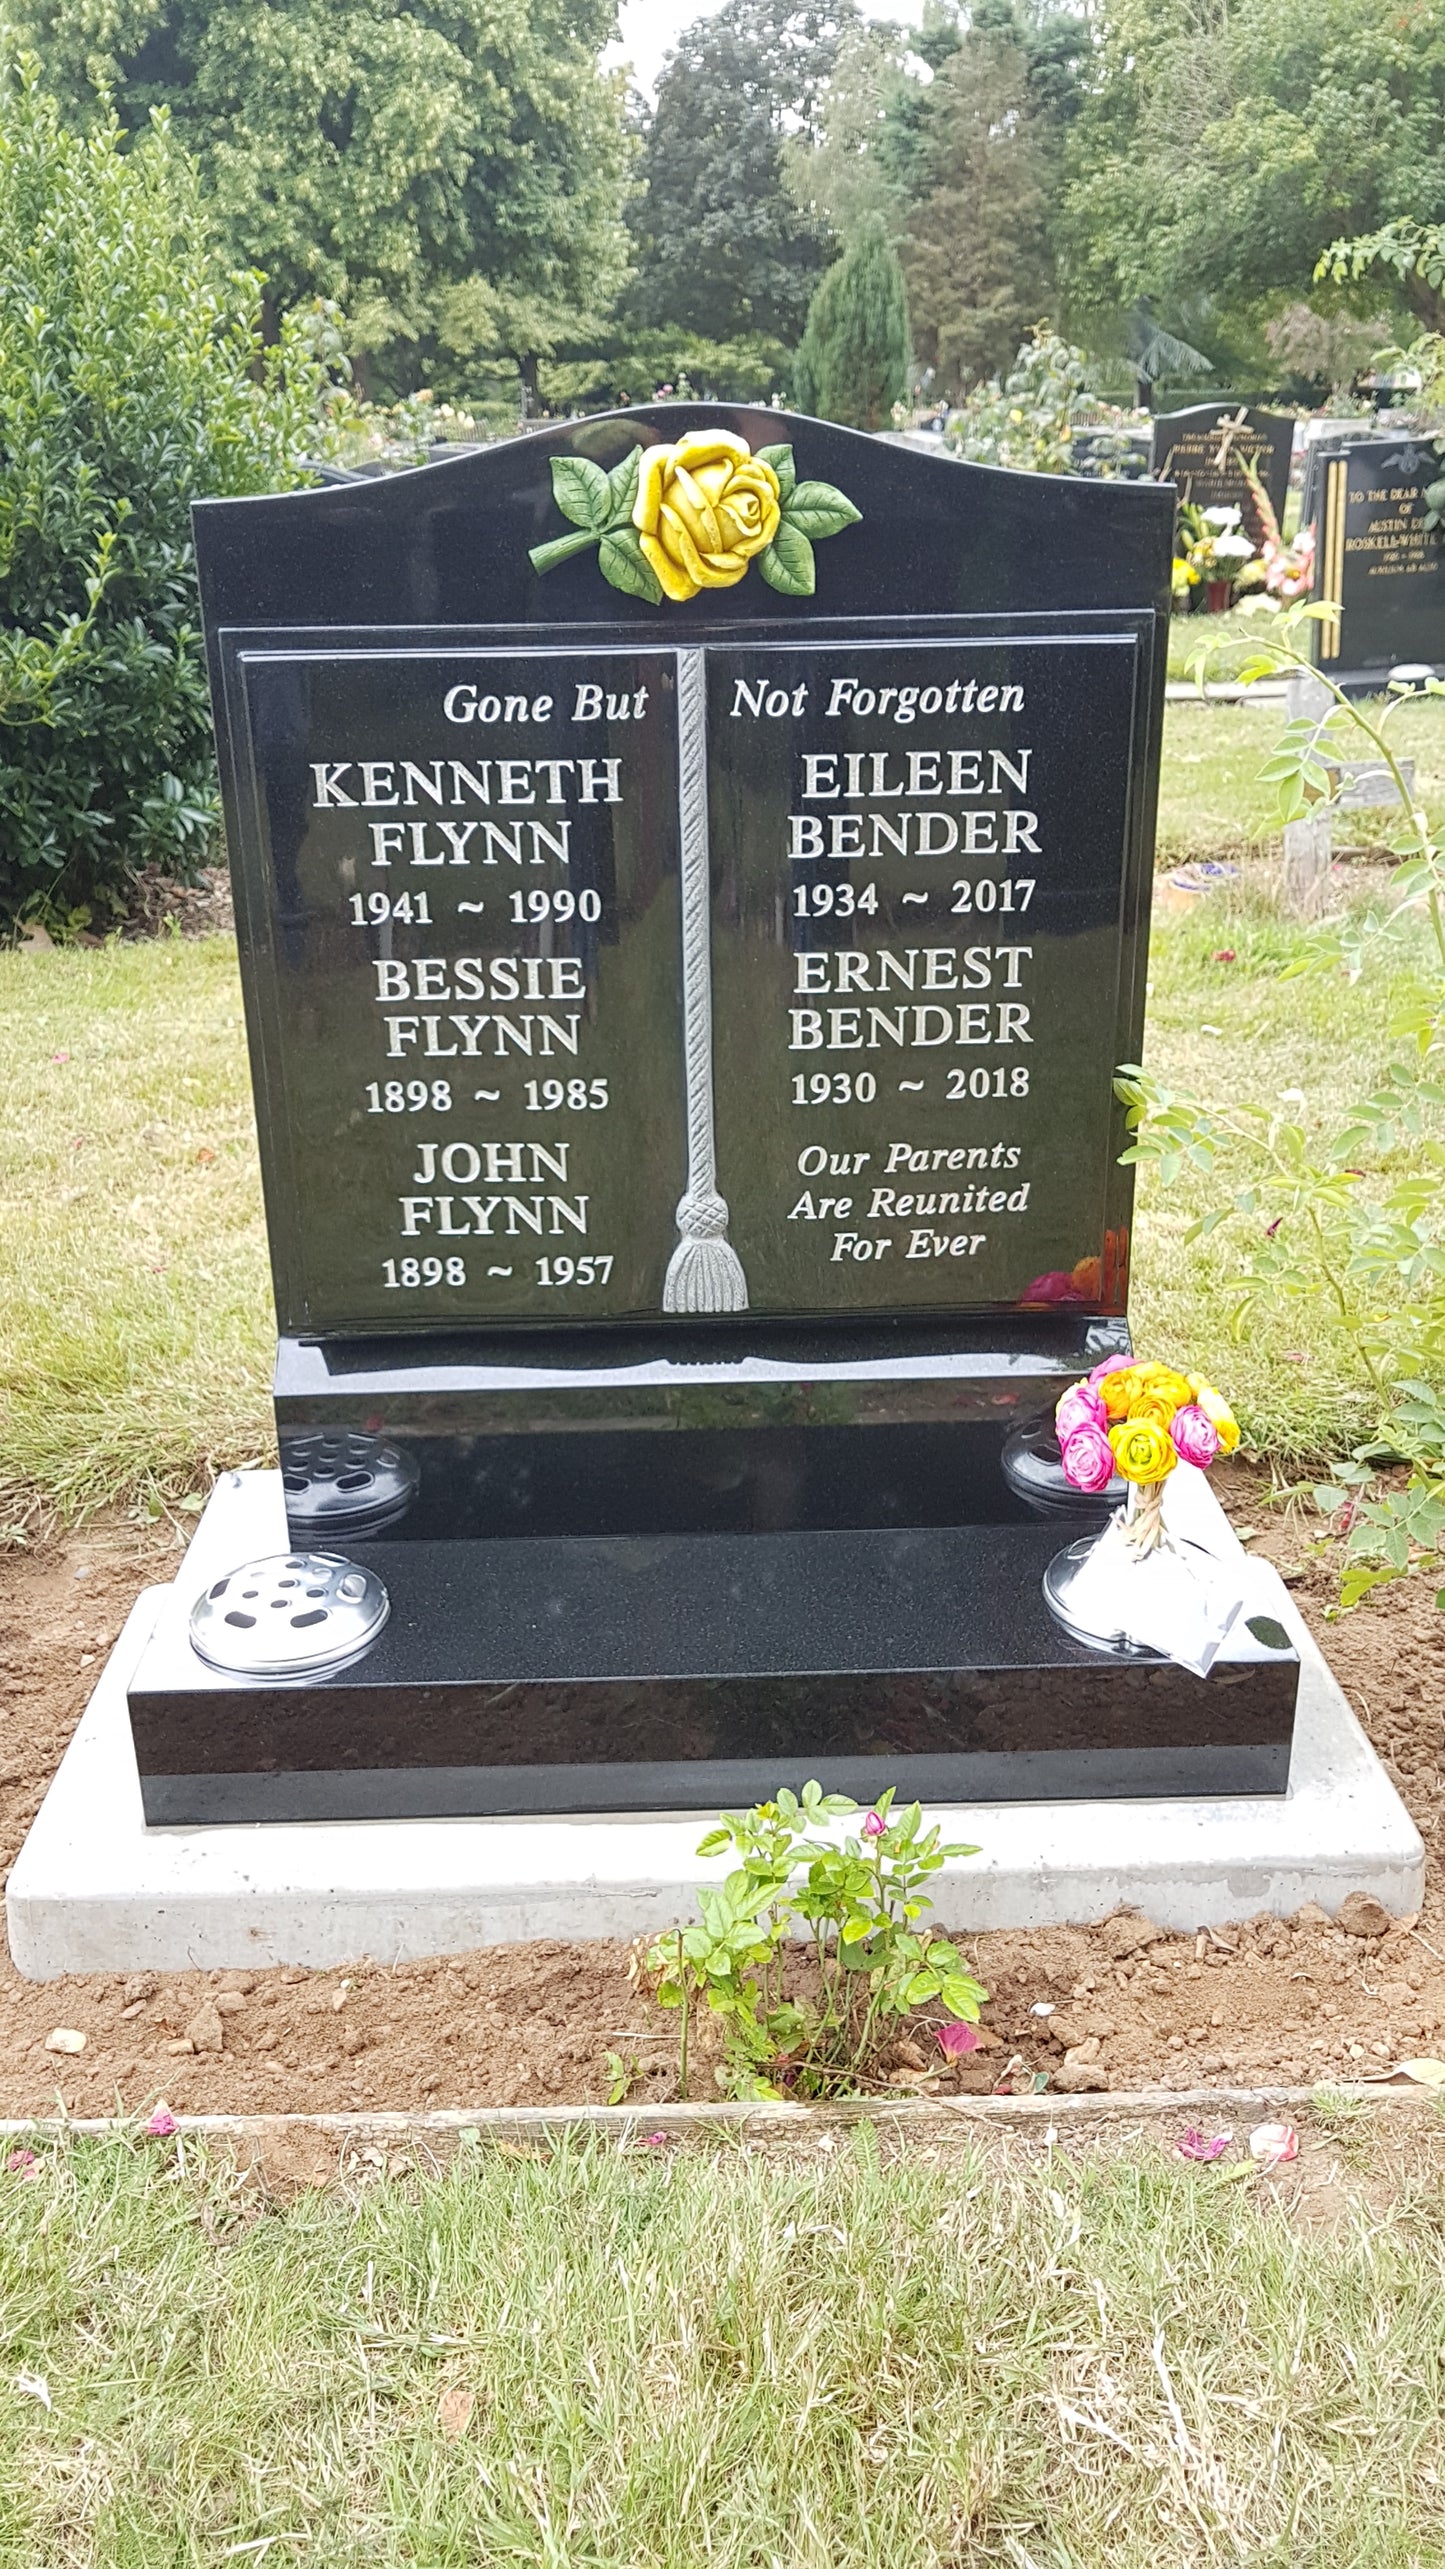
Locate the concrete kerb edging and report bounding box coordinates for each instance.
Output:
[0,2086,1440,2146]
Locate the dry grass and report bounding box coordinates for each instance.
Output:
[0,2125,1442,2567]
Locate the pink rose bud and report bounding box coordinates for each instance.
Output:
[861,1810,887,1840]
[1055,1382,1107,1442]
[936,2021,980,2060]
[1170,1404,1220,1469]
[145,2106,178,2138]
[1060,1424,1117,1494]
[1087,1354,1134,1383]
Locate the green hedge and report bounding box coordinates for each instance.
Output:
[0,58,326,930]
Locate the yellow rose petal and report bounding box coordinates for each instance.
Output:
[671,430,750,470]
[667,464,723,556]
[638,529,697,601]
[659,507,710,591]
[691,461,733,504]
[690,547,751,589]
[633,444,674,538]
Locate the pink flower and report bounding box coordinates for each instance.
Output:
[936,2021,980,2061]
[1170,1405,1220,1470]
[6,2148,39,2177]
[641,2130,673,2148]
[861,1810,887,1840]
[1087,1354,1134,1383]
[1248,2120,1298,2167]
[1055,1382,1106,1442]
[144,2106,178,2138]
[1059,1424,1117,1494]
[1176,2126,1231,2161]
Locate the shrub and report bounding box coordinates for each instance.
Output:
[945,322,1089,473]
[0,57,330,931]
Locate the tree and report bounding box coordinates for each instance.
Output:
[899,19,1058,394]
[9,0,633,397]
[0,55,330,927]
[626,0,851,346]
[1062,0,1445,385]
[793,212,911,427]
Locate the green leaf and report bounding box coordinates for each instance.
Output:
[696,1829,730,1858]
[758,524,816,597]
[605,443,642,521]
[598,526,664,605]
[550,454,612,532]
[782,479,862,540]
[755,442,795,502]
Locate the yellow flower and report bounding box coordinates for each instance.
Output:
[1127,1394,1178,1434]
[1097,1367,1141,1423]
[1192,1381,1240,1455]
[1108,1419,1177,1485]
[633,431,781,601]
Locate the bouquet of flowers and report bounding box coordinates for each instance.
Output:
[1054,1358,1239,1554]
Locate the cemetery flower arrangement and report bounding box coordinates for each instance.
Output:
[529,431,860,605]
[1232,455,1316,600]
[1055,1358,1239,1553]
[1174,503,1259,600]
[634,1784,985,2100]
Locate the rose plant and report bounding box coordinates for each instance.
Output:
[1117,602,1445,1610]
[635,1783,984,2100]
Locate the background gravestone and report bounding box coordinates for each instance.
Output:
[1151,401,1292,542]
[118,405,1299,1822]
[1308,434,1445,690]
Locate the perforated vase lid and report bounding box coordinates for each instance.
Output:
[188,1552,390,1677]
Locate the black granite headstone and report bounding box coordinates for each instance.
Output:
[1151,402,1293,543]
[120,405,1299,1819]
[1308,434,1445,690]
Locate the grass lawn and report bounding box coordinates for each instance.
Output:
[0,2127,1441,2567]
[3,694,1445,1513]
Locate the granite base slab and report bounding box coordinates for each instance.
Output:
[5,1535,1422,1981]
[121,1474,1300,1822]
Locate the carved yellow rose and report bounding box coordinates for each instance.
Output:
[632,431,782,602]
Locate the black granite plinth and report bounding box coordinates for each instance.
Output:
[126,1492,1298,1825]
[273,1311,1131,1545]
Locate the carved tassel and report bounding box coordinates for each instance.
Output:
[663,647,748,1314]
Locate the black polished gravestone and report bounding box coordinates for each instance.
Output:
[1308,434,1445,692]
[1151,402,1292,544]
[122,405,1299,1821]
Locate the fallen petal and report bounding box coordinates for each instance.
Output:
[145,2106,179,2137]
[1176,2126,1232,2161]
[6,2149,39,2178]
[1248,2119,1299,2166]
[936,2021,980,2061]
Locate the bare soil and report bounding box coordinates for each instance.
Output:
[1,1469,1442,2122]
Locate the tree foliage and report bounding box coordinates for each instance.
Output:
[9,0,633,393]
[0,55,330,928]
[625,0,848,346]
[793,212,911,428]
[1062,0,1445,384]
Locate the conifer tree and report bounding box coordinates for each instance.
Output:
[793,213,911,429]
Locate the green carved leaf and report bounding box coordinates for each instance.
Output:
[755,441,796,503]
[783,479,862,540]
[598,525,664,604]
[550,454,612,532]
[605,442,642,521]
[758,523,815,596]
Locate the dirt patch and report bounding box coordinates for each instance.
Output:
[1,1480,1443,2121]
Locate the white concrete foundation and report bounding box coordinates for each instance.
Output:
[5,1536,1424,1978]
